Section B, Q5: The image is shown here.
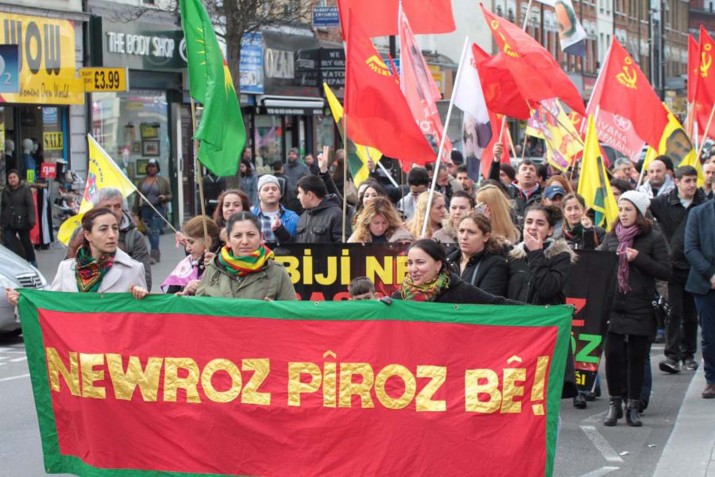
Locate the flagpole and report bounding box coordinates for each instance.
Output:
[190,96,210,245]
[342,9,351,243]
[366,147,400,188]
[522,0,534,30]
[420,37,470,238]
[696,104,715,160]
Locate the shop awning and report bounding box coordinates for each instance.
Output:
[259,96,325,116]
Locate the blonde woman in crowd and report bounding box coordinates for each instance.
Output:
[475,185,521,244]
[407,191,447,240]
[348,197,413,244]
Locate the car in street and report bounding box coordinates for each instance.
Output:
[0,245,47,334]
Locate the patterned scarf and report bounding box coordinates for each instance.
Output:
[563,223,600,248]
[74,246,115,293]
[615,222,640,294]
[400,272,450,302]
[218,244,274,277]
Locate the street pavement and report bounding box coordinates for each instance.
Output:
[1,235,714,476]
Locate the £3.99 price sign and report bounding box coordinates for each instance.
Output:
[80,67,128,92]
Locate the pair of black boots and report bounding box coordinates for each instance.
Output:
[603,397,642,427]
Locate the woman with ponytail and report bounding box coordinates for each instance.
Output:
[195,212,296,301]
[599,191,671,427]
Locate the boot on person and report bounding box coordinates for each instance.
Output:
[150,249,161,264]
[625,399,642,427]
[603,397,623,426]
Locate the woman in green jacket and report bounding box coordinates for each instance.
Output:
[195,212,296,301]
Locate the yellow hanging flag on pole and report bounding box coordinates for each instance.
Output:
[323,83,382,187]
[578,116,619,231]
[643,106,703,185]
[56,135,138,244]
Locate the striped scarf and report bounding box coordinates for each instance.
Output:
[75,246,115,293]
[218,244,274,277]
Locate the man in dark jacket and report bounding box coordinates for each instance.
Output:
[296,175,349,243]
[508,159,543,222]
[651,166,707,374]
[684,200,715,398]
[284,148,310,190]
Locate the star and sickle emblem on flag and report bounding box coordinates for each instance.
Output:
[701,44,712,78]
[616,57,637,89]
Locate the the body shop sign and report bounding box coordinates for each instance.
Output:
[94,19,186,71]
[0,13,84,105]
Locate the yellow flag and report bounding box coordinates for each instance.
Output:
[578,116,619,231]
[643,106,703,185]
[525,99,583,172]
[323,83,381,187]
[57,135,138,244]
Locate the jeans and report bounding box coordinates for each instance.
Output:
[694,291,715,384]
[140,205,164,252]
[665,281,699,361]
[4,227,36,265]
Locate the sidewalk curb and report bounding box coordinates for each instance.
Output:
[653,368,715,477]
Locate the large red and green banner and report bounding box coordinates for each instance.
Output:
[19,290,571,477]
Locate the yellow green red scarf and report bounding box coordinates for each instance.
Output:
[400,272,450,302]
[75,246,115,293]
[218,244,274,277]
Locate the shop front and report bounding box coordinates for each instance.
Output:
[0,10,86,183]
[88,12,184,225]
[253,28,324,169]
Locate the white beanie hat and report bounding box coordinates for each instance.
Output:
[257,174,281,194]
[619,190,649,217]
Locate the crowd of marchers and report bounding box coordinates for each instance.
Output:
[5,142,715,428]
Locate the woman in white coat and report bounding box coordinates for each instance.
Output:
[6,207,148,304]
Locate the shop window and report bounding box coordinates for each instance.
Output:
[254,115,284,170]
[91,90,169,184]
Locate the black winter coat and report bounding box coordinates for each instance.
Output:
[392,273,521,305]
[650,188,707,278]
[600,229,672,337]
[446,248,509,297]
[507,239,575,305]
[296,195,350,243]
[562,224,605,251]
[508,239,578,399]
[1,182,35,230]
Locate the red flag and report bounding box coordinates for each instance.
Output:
[688,34,700,103]
[337,0,454,39]
[399,9,451,162]
[592,39,668,149]
[480,5,586,116]
[344,11,436,165]
[479,113,511,179]
[695,26,715,137]
[472,43,531,120]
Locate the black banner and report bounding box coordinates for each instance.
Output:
[564,250,618,393]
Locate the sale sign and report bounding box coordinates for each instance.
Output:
[19,291,571,477]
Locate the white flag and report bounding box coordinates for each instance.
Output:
[453,42,492,148]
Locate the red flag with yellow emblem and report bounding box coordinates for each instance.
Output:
[471,43,531,120]
[593,39,668,149]
[694,26,715,138]
[688,34,700,104]
[344,11,436,164]
[337,0,455,39]
[480,5,585,116]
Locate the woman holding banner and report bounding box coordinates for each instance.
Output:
[195,212,296,301]
[446,212,509,297]
[162,216,220,294]
[599,191,671,427]
[347,197,412,244]
[508,203,578,401]
[6,208,148,305]
[393,239,519,305]
[561,193,605,250]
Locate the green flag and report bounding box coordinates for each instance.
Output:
[179,0,246,176]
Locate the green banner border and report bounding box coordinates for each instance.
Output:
[19,290,572,477]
